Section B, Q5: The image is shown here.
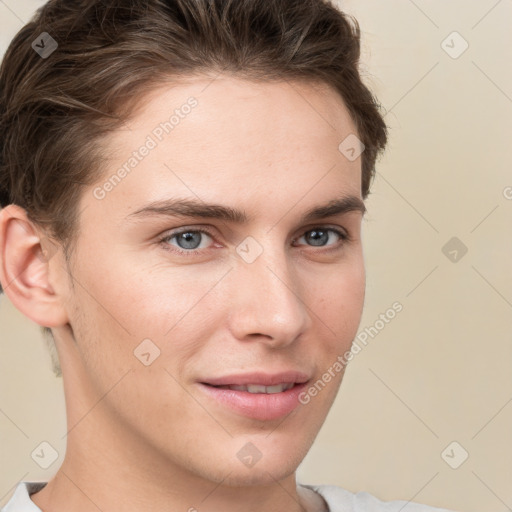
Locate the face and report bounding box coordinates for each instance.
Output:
[53,75,366,486]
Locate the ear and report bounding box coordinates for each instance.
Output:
[0,204,69,328]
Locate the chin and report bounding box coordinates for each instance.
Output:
[218,462,298,487]
[222,438,310,486]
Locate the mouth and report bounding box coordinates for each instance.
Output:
[204,382,296,393]
[200,370,310,388]
[197,372,311,421]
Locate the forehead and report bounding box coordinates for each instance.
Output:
[111,74,358,157]
[86,75,362,225]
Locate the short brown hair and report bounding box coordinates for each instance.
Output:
[0,0,387,338]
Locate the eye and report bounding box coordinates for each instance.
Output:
[159,225,350,258]
[159,228,215,257]
[293,227,349,249]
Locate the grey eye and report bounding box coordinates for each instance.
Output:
[175,231,203,250]
[304,229,330,246]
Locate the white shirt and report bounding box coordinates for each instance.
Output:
[1,482,456,512]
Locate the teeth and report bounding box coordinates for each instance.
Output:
[264,384,291,394]
[247,384,268,393]
[215,383,295,393]
[230,385,250,392]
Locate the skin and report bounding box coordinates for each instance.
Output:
[0,75,366,512]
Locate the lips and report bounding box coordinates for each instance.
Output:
[200,370,310,387]
[212,383,295,393]
[198,371,311,421]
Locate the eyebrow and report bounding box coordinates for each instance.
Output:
[125,195,366,225]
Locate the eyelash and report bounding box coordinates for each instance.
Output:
[158,226,350,257]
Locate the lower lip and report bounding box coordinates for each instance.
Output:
[198,382,308,421]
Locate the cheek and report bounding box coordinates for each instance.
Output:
[69,254,230,381]
[78,242,223,332]
[308,258,365,336]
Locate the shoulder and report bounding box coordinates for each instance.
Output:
[1,482,46,512]
[301,484,457,512]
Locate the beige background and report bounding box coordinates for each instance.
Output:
[1,1,511,510]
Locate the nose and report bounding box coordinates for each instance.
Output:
[226,242,313,349]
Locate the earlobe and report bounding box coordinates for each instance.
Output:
[0,204,69,328]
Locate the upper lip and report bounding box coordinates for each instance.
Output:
[201,371,311,387]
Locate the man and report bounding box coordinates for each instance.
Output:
[0,0,455,510]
